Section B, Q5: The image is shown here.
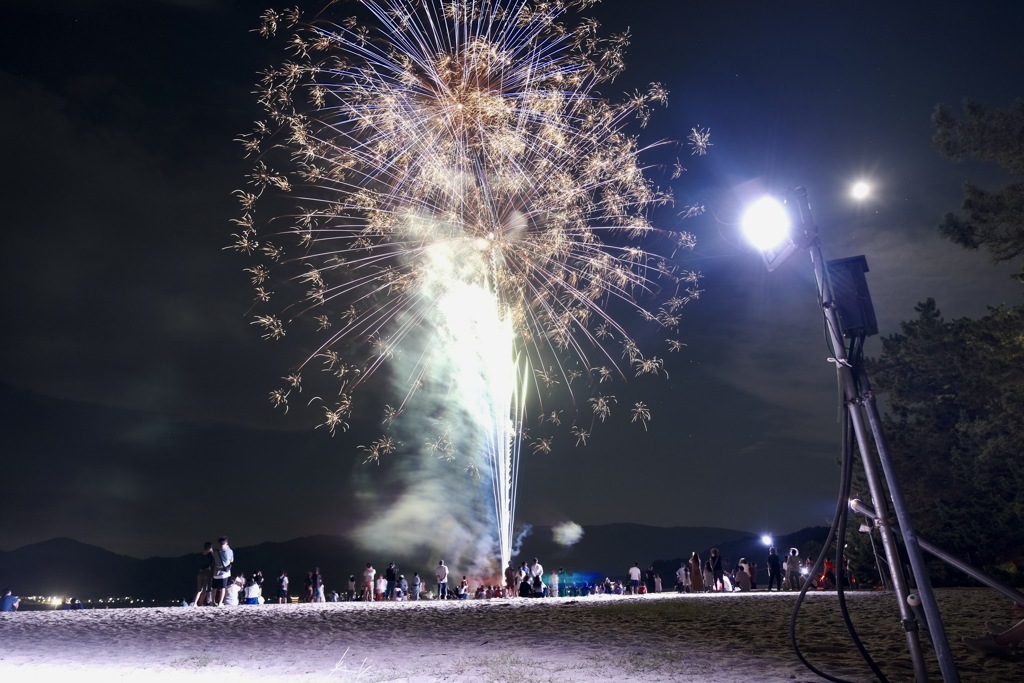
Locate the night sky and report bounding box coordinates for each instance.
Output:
[2,0,1021,561]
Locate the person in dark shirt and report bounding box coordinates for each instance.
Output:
[191,541,213,607]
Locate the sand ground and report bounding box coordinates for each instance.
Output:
[1,588,1021,682]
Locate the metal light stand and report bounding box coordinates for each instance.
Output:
[787,187,959,683]
[859,518,889,591]
[851,500,1024,610]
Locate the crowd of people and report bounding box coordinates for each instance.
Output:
[183,537,856,609]
[0,535,867,614]
[181,538,891,609]
[6,537,1024,656]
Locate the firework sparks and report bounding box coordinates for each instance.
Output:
[232,0,701,569]
[630,401,651,431]
[688,125,713,155]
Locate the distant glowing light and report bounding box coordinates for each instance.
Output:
[741,196,791,251]
[553,521,584,546]
[761,534,773,546]
[850,181,871,200]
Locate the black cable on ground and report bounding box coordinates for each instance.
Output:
[788,334,890,683]
[831,383,889,683]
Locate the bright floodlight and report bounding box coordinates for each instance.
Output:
[850,181,871,200]
[742,196,791,251]
[761,534,773,546]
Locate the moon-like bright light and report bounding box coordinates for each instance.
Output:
[850,181,871,200]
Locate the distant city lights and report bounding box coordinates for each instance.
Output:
[21,595,170,610]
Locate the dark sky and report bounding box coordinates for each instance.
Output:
[2,0,1021,561]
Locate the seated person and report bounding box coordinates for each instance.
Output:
[1,589,21,612]
[734,568,752,592]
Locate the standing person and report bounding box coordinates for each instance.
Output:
[0,588,20,612]
[411,572,422,600]
[304,571,314,602]
[709,548,725,592]
[785,548,802,591]
[385,562,398,601]
[766,547,782,591]
[436,560,450,600]
[643,565,656,594]
[653,572,663,593]
[375,573,386,602]
[822,558,837,589]
[192,541,213,607]
[689,552,704,592]
[530,557,545,596]
[346,575,356,602]
[675,562,687,593]
[277,570,289,604]
[627,562,642,595]
[313,566,325,602]
[211,537,234,607]
[503,561,517,596]
[549,567,560,598]
[361,563,376,601]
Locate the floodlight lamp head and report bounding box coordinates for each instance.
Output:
[742,195,798,271]
[742,188,819,271]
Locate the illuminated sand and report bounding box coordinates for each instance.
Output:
[1,589,1020,682]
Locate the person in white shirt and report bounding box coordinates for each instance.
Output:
[224,575,243,606]
[244,575,262,604]
[675,562,687,593]
[529,558,545,596]
[785,548,802,591]
[627,563,642,594]
[361,563,375,601]
[211,537,234,607]
[436,560,450,599]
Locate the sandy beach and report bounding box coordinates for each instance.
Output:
[1,588,1020,682]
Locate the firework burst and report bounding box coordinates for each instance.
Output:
[231,0,700,568]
